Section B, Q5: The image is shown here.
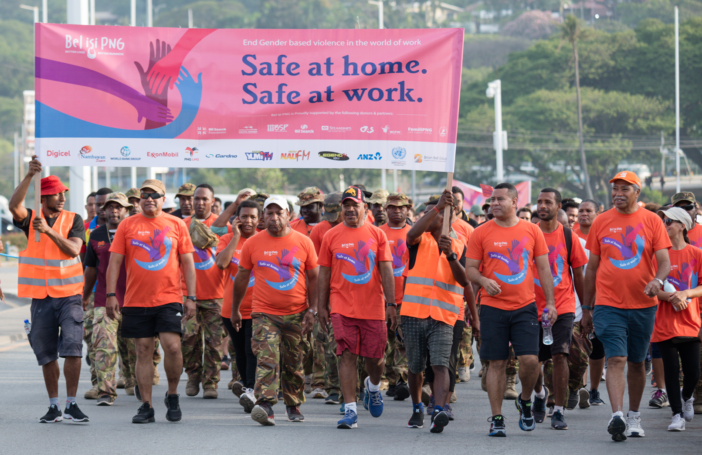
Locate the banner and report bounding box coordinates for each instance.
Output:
[454,180,532,209]
[35,25,464,172]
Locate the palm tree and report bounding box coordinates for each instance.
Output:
[561,14,594,199]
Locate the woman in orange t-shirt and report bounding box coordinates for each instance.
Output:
[652,207,701,431]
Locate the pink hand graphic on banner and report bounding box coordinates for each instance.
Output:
[147,29,215,93]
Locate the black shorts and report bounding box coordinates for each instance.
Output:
[479,302,539,360]
[538,313,575,362]
[121,303,183,338]
[589,332,605,360]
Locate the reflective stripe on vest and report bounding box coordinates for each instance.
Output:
[406,276,463,295]
[402,294,461,315]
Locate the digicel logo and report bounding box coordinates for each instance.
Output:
[47,150,70,157]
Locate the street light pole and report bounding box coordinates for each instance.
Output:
[486,79,504,182]
[675,6,681,192]
[369,1,385,189]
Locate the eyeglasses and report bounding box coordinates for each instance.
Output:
[664,218,682,227]
[140,192,164,200]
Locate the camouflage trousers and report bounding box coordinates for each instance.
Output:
[316,322,340,394]
[303,321,325,389]
[228,336,242,381]
[385,306,407,386]
[544,322,592,400]
[83,295,97,386]
[251,311,308,406]
[124,337,161,378]
[482,347,520,375]
[181,299,224,389]
[457,324,473,368]
[92,307,125,398]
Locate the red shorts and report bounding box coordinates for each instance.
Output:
[331,313,387,359]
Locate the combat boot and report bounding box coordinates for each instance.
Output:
[84,385,99,400]
[504,373,519,400]
[125,378,136,396]
[186,377,200,397]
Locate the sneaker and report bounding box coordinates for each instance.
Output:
[488,415,506,437]
[185,378,199,397]
[135,383,142,402]
[286,405,304,422]
[649,389,669,408]
[444,403,454,421]
[682,391,695,422]
[83,385,99,400]
[220,355,230,371]
[64,402,89,422]
[458,367,470,383]
[394,380,410,401]
[601,367,607,382]
[325,392,340,405]
[311,388,328,399]
[625,412,645,437]
[578,388,591,409]
[426,395,434,415]
[97,395,116,406]
[668,413,686,431]
[239,388,256,414]
[39,405,63,423]
[364,377,384,418]
[132,402,155,424]
[231,381,244,398]
[408,407,424,428]
[565,389,579,410]
[337,408,358,429]
[547,405,554,417]
[421,384,432,405]
[645,358,652,376]
[608,412,627,442]
[386,384,396,397]
[551,409,568,430]
[430,409,449,433]
[533,386,548,423]
[251,402,275,426]
[515,397,535,431]
[339,401,346,415]
[164,393,182,422]
[589,388,606,406]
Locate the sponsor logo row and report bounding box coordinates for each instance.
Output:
[246,124,448,136]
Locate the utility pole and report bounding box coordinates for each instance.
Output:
[188,9,193,28]
[674,6,681,193]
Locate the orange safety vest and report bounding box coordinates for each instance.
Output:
[18,210,83,299]
[401,232,465,326]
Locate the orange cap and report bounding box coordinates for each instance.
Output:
[609,170,641,187]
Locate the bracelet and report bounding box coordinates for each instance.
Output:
[106,293,116,298]
[433,206,440,214]
[581,305,593,310]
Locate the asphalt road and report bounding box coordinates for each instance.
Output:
[1,341,700,455]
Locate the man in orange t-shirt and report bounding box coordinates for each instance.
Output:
[466,182,556,437]
[316,187,396,429]
[106,179,196,424]
[215,199,260,412]
[231,196,319,426]
[583,171,671,441]
[181,184,229,399]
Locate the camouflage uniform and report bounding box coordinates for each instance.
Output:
[124,337,160,375]
[92,307,121,398]
[543,323,592,400]
[181,299,225,389]
[317,322,340,395]
[384,306,407,386]
[303,324,326,389]
[228,336,242,382]
[481,347,519,374]
[83,295,97,386]
[457,324,473,368]
[251,311,308,406]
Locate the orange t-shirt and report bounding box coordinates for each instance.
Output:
[110,212,194,308]
[466,219,549,311]
[218,233,255,320]
[290,218,317,237]
[586,207,671,310]
[687,224,702,250]
[379,223,411,305]
[310,220,335,253]
[652,245,702,342]
[452,218,475,242]
[532,224,588,315]
[318,222,392,320]
[239,229,318,316]
[573,226,589,242]
[182,213,229,300]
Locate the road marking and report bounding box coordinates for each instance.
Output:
[0,341,29,352]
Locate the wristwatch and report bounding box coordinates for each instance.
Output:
[447,252,458,262]
[386,302,397,307]
[654,278,664,287]
[106,293,116,298]
[186,295,197,301]
[308,309,318,317]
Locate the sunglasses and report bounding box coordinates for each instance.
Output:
[664,218,682,227]
[140,192,164,200]
[679,204,696,212]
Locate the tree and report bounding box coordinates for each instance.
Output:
[560,15,593,199]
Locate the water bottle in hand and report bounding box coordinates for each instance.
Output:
[24,319,31,335]
[542,309,553,345]
[663,280,685,311]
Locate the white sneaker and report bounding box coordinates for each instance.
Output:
[668,413,686,431]
[239,388,256,413]
[311,388,328,399]
[458,367,470,383]
[682,391,695,422]
[625,412,645,437]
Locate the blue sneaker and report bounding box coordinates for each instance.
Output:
[515,397,535,431]
[362,388,369,411]
[337,409,358,429]
[364,377,384,418]
[339,400,345,415]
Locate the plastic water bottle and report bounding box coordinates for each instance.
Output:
[663,280,688,311]
[24,319,31,335]
[542,309,553,345]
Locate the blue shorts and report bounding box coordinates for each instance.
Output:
[593,305,657,363]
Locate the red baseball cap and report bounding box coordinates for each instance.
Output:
[40,175,69,196]
[341,186,366,204]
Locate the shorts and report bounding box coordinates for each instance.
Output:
[331,313,386,359]
[589,332,605,360]
[29,295,84,366]
[593,304,657,363]
[121,303,184,339]
[402,316,453,374]
[538,313,575,362]
[479,302,539,360]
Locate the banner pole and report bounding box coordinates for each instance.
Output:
[34,174,41,242]
[442,172,453,236]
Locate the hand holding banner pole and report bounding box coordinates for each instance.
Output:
[441,172,453,236]
[34,174,41,242]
